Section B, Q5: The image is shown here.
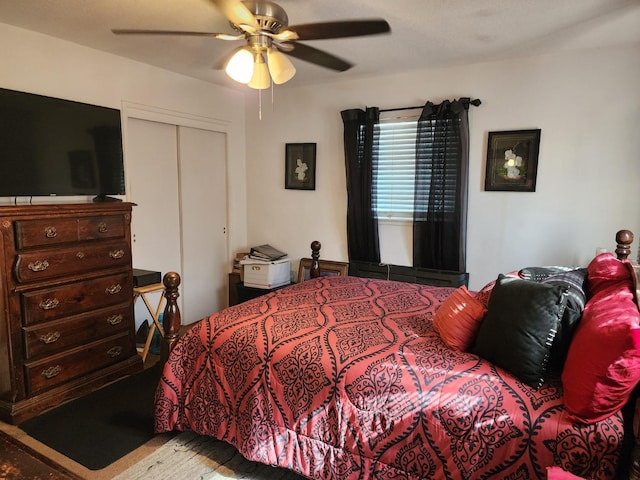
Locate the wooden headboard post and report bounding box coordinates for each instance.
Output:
[614,229,640,480]
[310,241,321,279]
[617,229,634,261]
[618,229,640,300]
[160,271,181,363]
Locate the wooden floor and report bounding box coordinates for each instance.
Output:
[0,429,83,480]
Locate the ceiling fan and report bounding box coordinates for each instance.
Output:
[112,0,390,89]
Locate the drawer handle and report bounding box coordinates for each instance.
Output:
[107,346,123,358]
[41,365,62,379]
[105,284,122,295]
[109,249,125,259]
[44,226,57,238]
[76,251,85,259]
[28,260,49,272]
[98,222,108,233]
[39,331,61,344]
[39,298,59,310]
[106,314,123,325]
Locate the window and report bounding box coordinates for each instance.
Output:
[374,114,462,221]
[343,98,474,272]
[373,117,418,219]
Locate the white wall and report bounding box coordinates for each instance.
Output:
[245,44,640,290]
[2,21,638,295]
[0,22,249,274]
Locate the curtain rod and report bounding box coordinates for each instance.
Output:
[380,98,481,113]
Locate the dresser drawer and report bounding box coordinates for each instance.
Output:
[14,214,126,249]
[21,273,132,326]
[14,241,131,283]
[14,218,78,249]
[78,215,125,241]
[24,333,134,395]
[23,304,132,359]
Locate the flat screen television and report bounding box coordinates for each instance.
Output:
[0,87,125,200]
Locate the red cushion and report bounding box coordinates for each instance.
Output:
[587,252,632,289]
[561,253,640,423]
[433,286,487,351]
[546,466,586,479]
[475,271,520,308]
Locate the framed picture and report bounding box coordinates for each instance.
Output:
[285,143,316,190]
[485,129,541,192]
[297,258,348,283]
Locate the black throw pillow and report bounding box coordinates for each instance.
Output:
[541,268,588,370]
[471,274,568,388]
[518,265,575,282]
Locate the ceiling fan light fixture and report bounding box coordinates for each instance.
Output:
[248,52,271,90]
[267,48,296,84]
[225,47,254,84]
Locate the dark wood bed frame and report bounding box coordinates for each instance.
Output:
[156,233,640,479]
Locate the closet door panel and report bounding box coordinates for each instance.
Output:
[178,126,228,324]
[126,118,182,320]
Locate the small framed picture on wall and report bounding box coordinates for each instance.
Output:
[485,129,541,192]
[285,143,316,190]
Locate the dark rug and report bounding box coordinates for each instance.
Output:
[19,364,161,470]
[0,430,83,479]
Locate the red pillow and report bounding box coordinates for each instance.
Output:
[561,253,640,423]
[475,271,520,308]
[546,466,586,479]
[433,286,487,351]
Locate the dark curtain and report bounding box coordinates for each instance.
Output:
[413,98,475,272]
[341,107,381,263]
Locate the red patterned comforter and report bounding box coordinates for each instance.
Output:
[155,276,623,479]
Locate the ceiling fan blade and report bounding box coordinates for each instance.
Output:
[112,29,243,41]
[281,19,390,41]
[284,42,352,72]
[209,0,259,31]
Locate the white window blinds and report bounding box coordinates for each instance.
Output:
[374,119,418,219]
[374,114,461,220]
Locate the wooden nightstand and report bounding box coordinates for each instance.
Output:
[228,272,241,307]
[228,271,289,306]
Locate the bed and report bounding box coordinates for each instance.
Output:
[154,230,640,480]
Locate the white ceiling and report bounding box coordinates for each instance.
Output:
[1,0,639,90]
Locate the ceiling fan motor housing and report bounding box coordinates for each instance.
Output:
[242,0,288,33]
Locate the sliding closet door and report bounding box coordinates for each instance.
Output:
[126,118,182,283]
[126,117,228,327]
[177,126,228,323]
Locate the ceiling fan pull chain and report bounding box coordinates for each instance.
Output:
[258,88,262,121]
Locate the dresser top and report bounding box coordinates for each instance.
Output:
[0,202,135,217]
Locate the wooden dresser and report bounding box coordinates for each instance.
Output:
[0,202,142,424]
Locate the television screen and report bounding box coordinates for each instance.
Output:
[0,87,124,198]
